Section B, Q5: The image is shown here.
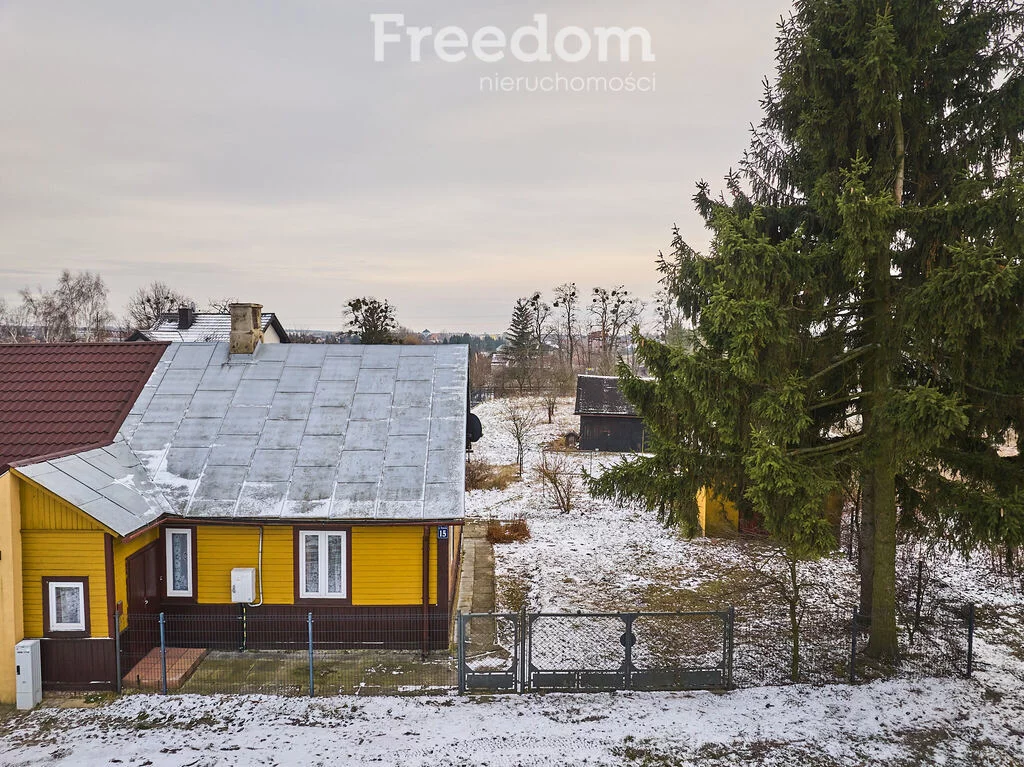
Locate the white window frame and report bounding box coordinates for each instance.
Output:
[299,530,348,599]
[165,528,194,598]
[48,581,86,632]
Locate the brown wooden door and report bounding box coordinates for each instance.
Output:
[126,541,161,649]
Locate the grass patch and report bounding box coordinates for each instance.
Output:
[487,519,531,544]
[466,461,520,491]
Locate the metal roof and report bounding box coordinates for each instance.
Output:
[135,313,285,343]
[129,342,469,523]
[17,440,174,536]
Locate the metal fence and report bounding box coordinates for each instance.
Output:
[457,604,976,694]
[111,602,977,698]
[117,611,455,697]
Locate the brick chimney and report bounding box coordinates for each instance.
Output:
[229,303,264,354]
[177,304,195,330]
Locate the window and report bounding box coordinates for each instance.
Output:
[299,531,347,599]
[47,580,86,633]
[165,528,194,598]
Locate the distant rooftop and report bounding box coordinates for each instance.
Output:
[130,311,289,343]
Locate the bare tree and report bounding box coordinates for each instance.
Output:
[500,399,542,475]
[538,364,576,423]
[552,282,580,367]
[345,297,398,344]
[535,451,581,513]
[527,291,551,351]
[125,281,193,332]
[19,270,113,342]
[590,286,643,372]
[0,298,30,343]
[207,297,238,313]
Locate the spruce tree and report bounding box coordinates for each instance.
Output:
[593,1,1024,660]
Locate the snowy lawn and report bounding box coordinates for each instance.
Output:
[1,670,1022,766]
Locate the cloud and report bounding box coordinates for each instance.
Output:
[0,0,791,333]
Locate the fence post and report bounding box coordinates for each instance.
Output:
[159,612,168,695]
[622,614,635,690]
[456,611,465,695]
[726,606,735,690]
[307,612,314,697]
[519,608,527,694]
[848,609,858,684]
[966,603,975,678]
[113,609,122,695]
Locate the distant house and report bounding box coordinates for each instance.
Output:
[0,306,470,700]
[126,304,290,344]
[574,375,650,452]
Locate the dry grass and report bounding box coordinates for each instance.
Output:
[465,461,520,491]
[487,519,531,544]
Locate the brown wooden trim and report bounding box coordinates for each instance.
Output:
[42,576,91,639]
[40,637,117,691]
[421,526,430,654]
[104,533,116,638]
[159,524,199,605]
[437,525,449,613]
[292,525,353,606]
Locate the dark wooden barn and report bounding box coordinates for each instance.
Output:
[574,375,649,452]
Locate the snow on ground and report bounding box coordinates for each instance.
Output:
[2,672,1022,766]
[2,396,1022,766]
[466,397,862,615]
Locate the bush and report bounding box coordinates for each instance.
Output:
[465,460,519,491]
[486,519,531,544]
[535,451,581,513]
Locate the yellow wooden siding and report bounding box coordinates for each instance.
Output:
[195,526,294,604]
[111,528,159,631]
[18,479,108,532]
[696,488,740,537]
[21,530,109,638]
[351,526,437,606]
[0,472,26,704]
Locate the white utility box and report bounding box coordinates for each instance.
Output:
[231,567,257,603]
[15,639,42,710]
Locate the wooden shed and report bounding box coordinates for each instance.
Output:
[574,375,650,452]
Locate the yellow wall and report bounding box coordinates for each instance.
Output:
[112,528,159,631]
[697,488,740,537]
[352,526,437,606]
[191,524,439,606]
[20,481,109,532]
[21,530,109,639]
[0,472,25,705]
[17,476,111,639]
[196,526,294,604]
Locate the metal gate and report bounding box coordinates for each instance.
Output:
[458,610,733,693]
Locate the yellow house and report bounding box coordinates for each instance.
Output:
[0,309,469,701]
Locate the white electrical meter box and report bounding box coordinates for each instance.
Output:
[231,567,257,603]
[15,639,42,710]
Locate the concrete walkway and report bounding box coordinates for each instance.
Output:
[456,521,495,617]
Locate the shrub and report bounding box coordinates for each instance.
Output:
[465,460,520,491]
[486,519,531,544]
[535,451,581,513]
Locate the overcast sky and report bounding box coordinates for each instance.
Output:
[0,0,792,334]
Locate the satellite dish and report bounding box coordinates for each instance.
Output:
[467,413,483,443]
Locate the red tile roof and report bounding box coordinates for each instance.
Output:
[0,342,168,473]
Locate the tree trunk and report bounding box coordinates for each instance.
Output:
[858,473,875,620]
[864,228,899,661]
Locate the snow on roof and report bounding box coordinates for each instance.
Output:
[137,313,282,343]
[574,375,640,417]
[17,440,174,536]
[23,342,469,532]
